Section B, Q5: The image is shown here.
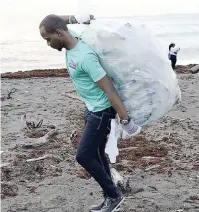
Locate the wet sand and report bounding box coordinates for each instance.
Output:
[1,65,199,212]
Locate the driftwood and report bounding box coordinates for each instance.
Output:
[145,164,160,171]
[190,64,199,73]
[0,163,10,168]
[21,130,59,149]
[1,182,18,198]
[1,88,17,101]
[111,168,124,185]
[111,168,131,193]
[20,114,58,148]
[70,130,78,142]
[26,154,62,163]
[7,88,17,99]
[64,92,83,102]
[119,147,138,151]
[21,114,43,129]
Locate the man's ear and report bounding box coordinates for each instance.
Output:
[55,29,63,36]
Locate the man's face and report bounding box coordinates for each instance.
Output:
[40,26,64,51]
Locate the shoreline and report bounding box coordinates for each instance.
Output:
[1,68,68,79]
[1,64,198,79]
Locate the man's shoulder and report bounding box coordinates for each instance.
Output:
[78,40,96,55]
[68,40,97,68]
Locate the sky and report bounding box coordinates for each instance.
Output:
[0,0,198,42]
[1,0,199,21]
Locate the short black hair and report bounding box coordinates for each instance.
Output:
[39,14,68,33]
[169,43,175,51]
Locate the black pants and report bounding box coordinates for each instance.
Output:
[170,55,177,70]
[76,107,120,198]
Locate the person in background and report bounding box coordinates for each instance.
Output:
[169,43,180,70]
[39,14,141,212]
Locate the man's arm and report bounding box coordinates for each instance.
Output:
[82,53,128,120]
[96,76,128,120]
[94,65,141,136]
[82,53,141,136]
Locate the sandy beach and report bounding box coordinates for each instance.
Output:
[1,65,199,212]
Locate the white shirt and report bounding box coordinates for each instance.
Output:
[170,47,180,56]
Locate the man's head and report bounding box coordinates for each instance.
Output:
[39,14,68,51]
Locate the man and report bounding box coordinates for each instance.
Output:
[39,14,141,212]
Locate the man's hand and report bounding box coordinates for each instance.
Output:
[59,15,76,24]
[82,14,95,24]
[59,14,95,25]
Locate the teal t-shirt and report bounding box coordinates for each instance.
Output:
[65,40,111,112]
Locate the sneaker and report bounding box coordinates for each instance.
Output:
[90,200,121,212]
[97,195,124,212]
[89,200,104,211]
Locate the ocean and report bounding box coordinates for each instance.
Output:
[1,13,199,73]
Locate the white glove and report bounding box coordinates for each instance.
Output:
[121,119,141,138]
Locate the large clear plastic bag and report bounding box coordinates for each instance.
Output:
[69,20,181,126]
